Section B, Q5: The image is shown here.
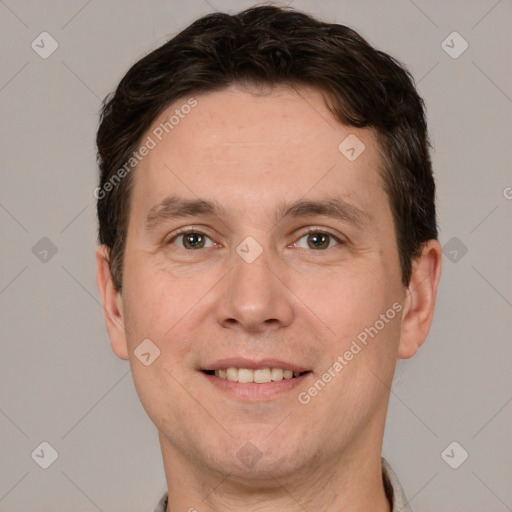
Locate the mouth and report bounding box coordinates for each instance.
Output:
[199,359,312,400]
[202,367,310,383]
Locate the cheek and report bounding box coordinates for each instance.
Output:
[304,259,403,386]
[305,271,402,429]
[121,253,176,349]
[303,262,393,335]
[121,251,218,364]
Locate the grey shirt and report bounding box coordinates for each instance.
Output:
[153,457,412,512]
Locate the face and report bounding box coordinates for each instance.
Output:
[102,85,415,483]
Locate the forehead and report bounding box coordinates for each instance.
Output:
[129,84,388,229]
[151,85,377,164]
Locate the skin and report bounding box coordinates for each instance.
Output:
[96,84,442,512]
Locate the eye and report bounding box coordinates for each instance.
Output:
[293,230,342,250]
[170,231,215,250]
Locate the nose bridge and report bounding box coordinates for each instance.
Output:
[216,239,293,331]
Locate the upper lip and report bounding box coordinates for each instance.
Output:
[201,358,310,373]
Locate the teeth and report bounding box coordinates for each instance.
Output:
[254,368,272,383]
[213,367,304,383]
[226,367,238,381]
[271,368,283,381]
[238,368,253,383]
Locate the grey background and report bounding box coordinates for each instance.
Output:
[1,0,511,510]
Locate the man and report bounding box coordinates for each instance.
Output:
[95,5,442,511]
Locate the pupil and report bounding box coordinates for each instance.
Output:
[309,233,328,249]
[185,233,203,248]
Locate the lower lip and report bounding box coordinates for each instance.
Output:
[201,372,311,401]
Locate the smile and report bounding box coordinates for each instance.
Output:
[203,367,309,383]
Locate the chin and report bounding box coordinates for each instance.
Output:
[208,434,311,481]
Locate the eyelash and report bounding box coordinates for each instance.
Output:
[166,227,344,251]
[294,228,344,250]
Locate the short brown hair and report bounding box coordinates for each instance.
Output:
[96,4,438,290]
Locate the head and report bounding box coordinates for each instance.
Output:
[96,4,441,491]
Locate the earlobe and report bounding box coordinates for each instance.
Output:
[95,245,129,360]
[398,240,442,359]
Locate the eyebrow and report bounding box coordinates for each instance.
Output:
[144,196,229,231]
[275,197,371,229]
[144,195,371,232]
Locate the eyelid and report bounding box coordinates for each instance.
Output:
[165,226,217,246]
[295,227,345,244]
[164,226,346,248]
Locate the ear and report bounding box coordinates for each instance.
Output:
[95,245,129,360]
[398,239,442,359]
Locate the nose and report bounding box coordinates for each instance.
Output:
[215,245,294,334]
